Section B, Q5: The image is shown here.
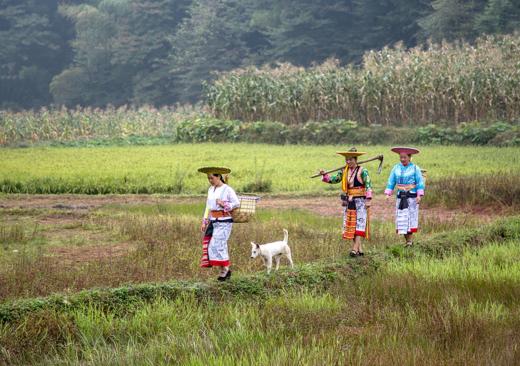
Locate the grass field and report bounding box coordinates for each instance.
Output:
[1,144,519,194]
[1,141,520,364]
[0,195,519,364]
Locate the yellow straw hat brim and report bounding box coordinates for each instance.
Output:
[336,151,367,158]
[197,167,231,175]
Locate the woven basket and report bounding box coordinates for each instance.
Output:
[231,195,260,223]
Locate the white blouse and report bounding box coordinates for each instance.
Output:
[203,184,240,221]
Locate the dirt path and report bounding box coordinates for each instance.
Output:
[0,193,501,223]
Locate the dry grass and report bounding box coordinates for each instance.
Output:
[1,180,517,303]
[1,186,515,303]
[425,172,520,209]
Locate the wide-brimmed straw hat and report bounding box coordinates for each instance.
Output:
[336,147,366,158]
[391,146,420,155]
[197,166,231,175]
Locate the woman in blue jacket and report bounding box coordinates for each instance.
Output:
[385,147,425,247]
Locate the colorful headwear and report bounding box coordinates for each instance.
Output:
[336,147,366,158]
[391,146,420,155]
[197,167,231,175]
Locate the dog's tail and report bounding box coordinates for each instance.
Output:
[283,228,288,243]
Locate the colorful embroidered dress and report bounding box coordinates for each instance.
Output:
[384,162,425,234]
[323,166,372,239]
[201,184,240,267]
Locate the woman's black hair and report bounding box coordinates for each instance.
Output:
[212,173,225,183]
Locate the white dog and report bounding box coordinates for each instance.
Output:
[250,229,294,274]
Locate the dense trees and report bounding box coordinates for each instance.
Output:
[1,0,518,109]
[0,0,74,108]
[50,0,191,106]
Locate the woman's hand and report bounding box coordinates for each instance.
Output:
[365,198,372,208]
[416,195,422,204]
[319,169,326,175]
[200,222,207,233]
[216,199,225,207]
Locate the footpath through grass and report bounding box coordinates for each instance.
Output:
[1,216,520,365]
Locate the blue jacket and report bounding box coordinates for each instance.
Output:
[385,162,425,196]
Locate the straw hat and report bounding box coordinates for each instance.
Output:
[197,166,231,175]
[336,147,366,158]
[391,146,420,155]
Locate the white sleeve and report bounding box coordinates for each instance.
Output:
[226,186,240,210]
[203,189,210,221]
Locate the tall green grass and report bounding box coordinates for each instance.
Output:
[1,144,519,195]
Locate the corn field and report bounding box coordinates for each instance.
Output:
[205,34,520,125]
[0,105,200,145]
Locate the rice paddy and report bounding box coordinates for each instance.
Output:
[1,144,519,194]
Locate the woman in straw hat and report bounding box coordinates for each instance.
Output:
[384,147,425,247]
[198,167,240,281]
[320,147,373,257]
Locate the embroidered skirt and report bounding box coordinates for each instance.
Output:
[396,193,419,234]
[342,197,369,240]
[201,220,232,267]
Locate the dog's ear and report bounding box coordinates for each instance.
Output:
[255,243,260,249]
[251,242,255,247]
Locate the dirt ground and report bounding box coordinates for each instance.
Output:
[0,193,499,221]
[0,194,502,264]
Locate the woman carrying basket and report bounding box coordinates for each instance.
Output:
[198,167,240,281]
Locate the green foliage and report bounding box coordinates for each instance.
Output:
[414,122,520,145]
[476,0,520,34]
[350,0,432,58]
[419,0,520,43]
[419,0,487,42]
[175,117,241,142]
[0,0,73,109]
[170,0,254,103]
[51,0,191,107]
[1,107,519,148]
[0,105,198,146]
[249,0,355,65]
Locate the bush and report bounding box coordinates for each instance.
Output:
[2,107,519,146]
[238,121,288,144]
[175,117,240,142]
[413,121,520,146]
[175,119,520,146]
[241,179,272,193]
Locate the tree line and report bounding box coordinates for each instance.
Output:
[1,0,519,110]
